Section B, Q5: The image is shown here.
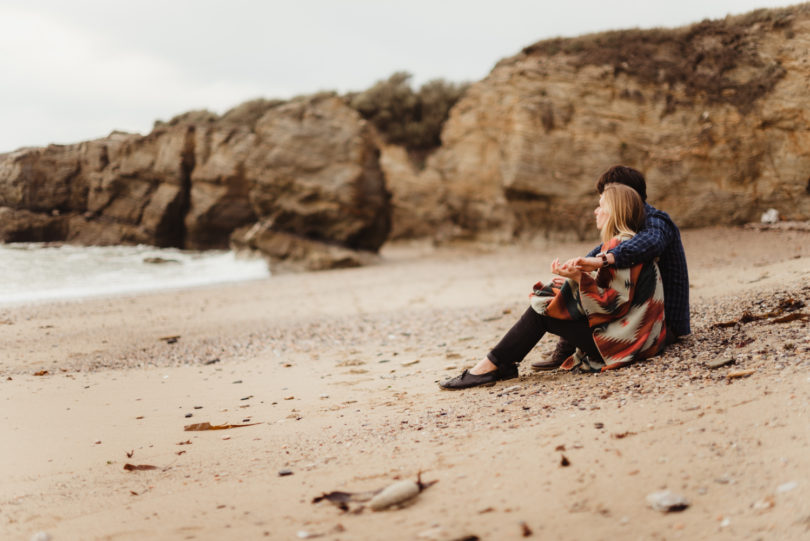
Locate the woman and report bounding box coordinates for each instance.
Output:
[440,184,667,390]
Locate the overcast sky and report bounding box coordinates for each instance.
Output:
[0,0,794,153]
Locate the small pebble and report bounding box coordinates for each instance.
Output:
[776,481,798,493]
[279,469,293,476]
[646,490,690,512]
[705,357,734,369]
[185,413,193,418]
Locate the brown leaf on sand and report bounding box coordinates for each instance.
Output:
[771,312,810,324]
[611,431,636,439]
[126,450,134,458]
[313,490,379,511]
[159,335,181,344]
[33,370,49,376]
[177,440,192,445]
[712,299,807,328]
[712,320,739,329]
[123,463,157,471]
[183,421,260,431]
[727,369,756,380]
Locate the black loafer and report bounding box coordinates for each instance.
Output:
[439,364,518,390]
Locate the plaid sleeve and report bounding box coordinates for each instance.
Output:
[607,213,673,268]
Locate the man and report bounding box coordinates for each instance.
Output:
[531,165,690,371]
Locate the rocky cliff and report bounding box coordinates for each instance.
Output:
[384,4,810,241]
[0,95,391,270]
[2,5,809,259]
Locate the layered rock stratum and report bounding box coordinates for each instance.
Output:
[2,4,809,263]
[387,4,810,240]
[0,95,390,270]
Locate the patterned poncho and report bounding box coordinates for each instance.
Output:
[530,235,667,372]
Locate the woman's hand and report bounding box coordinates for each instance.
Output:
[550,257,582,282]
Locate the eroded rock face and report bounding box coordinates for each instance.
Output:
[244,97,390,251]
[387,5,810,241]
[0,95,391,269]
[4,5,809,254]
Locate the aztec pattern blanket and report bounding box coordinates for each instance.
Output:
[530,236,667,372]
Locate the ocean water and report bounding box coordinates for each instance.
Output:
[0,243,270,306]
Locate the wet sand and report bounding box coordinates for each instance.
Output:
[2,226,809,540]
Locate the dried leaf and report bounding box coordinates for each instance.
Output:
[727,369,756,380]
[123,463,157,471]
[771,312,810,324]
[560,455,570,467]
[520,521,533,537]
[159,335,181,343]
[33,370,49,376]
[177,440,192,445]
[312,490,380,511]
[126,450,134,458]
[183,421,260,431]
[712,299,807,328]
[736,337,755,348]
[712,320,739,329]
[130,490,138,496]
[176,450,186,456]
[612,431,636,439]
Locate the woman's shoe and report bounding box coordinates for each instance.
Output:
[439,364,518,390]
[531,338,575,371]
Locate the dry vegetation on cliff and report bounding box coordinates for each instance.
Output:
[346,72,469,154]
[519,4,808,114]
[156,72,469,157]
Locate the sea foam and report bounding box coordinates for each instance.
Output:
[0,243,269,306]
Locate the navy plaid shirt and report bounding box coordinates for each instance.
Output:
[588,203,691,336]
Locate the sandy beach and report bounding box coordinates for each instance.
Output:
[2,226,809,540]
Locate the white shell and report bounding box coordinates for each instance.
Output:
[368,480,420,510]
[646,490,690,512]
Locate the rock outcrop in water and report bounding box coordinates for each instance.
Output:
[0,95,390,270]
[2,5,810,260]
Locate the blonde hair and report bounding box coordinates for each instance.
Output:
[600,184,645,245]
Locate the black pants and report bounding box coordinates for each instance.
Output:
[487,307,602,367]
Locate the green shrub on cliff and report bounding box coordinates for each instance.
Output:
[347,72,468,151]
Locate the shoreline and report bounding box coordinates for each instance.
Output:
[2,225,810,540]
